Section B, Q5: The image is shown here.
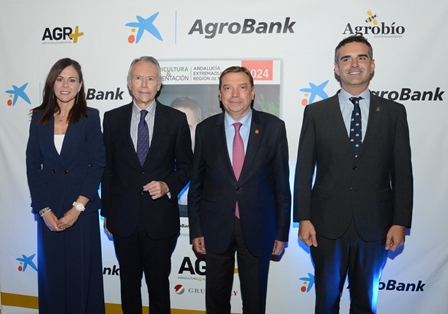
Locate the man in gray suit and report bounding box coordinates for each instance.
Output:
[294,35,413,313]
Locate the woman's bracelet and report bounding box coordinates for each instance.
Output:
[39,207,51,217]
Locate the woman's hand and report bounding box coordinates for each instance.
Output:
[57,207,81,231]
[42,211,60,232]
[57,196,89,231]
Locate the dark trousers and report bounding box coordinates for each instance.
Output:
[113,225,177,314]
[205,217,271,314]
[311,220,388,314]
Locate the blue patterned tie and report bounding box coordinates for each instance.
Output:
[349,97,363,158]
[137,110,149,166]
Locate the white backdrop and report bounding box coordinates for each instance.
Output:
[1,0,448,313]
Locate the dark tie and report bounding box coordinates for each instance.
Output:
[137,110,149,166]
[349,97,363,157]
[232,122,244,219]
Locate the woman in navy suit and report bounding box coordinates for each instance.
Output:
[26,58,106,313]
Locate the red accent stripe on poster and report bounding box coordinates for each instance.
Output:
[241,60,273,81]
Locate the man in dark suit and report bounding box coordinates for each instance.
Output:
[102,56,193,314]
[188,66,291,314]
[294,35,413,313]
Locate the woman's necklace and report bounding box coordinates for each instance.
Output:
[57,113,67,124]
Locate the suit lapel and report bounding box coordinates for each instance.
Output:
[328,95,354,157]
[119,103,141,167]
[239,110,262,182]
[40,115,81,169]
[43,116,59,157]
[358,92,382,158]
[59,119,81,160]
[144,102,166,167]
[43,116,71,167]
[214,113,235,180]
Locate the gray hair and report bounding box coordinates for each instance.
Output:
[127,56,162,88]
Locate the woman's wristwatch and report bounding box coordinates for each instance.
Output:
[72,201,85,212]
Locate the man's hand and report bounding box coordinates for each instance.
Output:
[143,181,169,200]
[385,225,406,251]
[192,237,206,255]
[272,240,286,256]
[299,220,318,247]
[103,217,113,237]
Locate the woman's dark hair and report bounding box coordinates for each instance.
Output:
[32,58,87,125]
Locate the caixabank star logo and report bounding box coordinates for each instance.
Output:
[125,12,163,44]
[16,253,38,272]
[299,80,329,106]
[342,9,406,38]
[5,82,31,106]
[42,26,84,44]
[299,273,315,293]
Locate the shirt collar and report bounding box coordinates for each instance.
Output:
[224,109,253,129]
[132,100,156,116]
[339,88,370,103]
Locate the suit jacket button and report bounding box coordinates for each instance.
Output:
[64,170,69,174]
[141,171,145,175]
[352,166,358,170]
[140,191,144,195]
[52,169,57,173]
[236,186,240,191]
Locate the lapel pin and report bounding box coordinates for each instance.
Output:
[255,129,260,134]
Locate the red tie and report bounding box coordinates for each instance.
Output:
[233,122,244,218]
